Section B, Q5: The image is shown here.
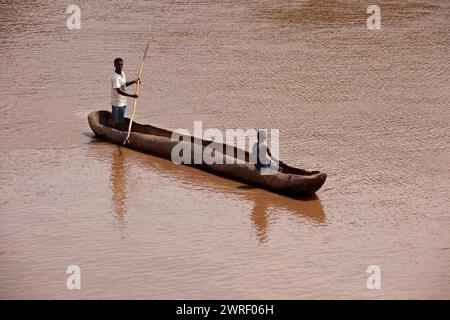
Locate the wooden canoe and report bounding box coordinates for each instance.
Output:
[88,111,327,195]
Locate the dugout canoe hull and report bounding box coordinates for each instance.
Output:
[88,111,327,195]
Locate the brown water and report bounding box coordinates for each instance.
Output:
[1,0,449,299]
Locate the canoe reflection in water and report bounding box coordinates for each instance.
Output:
[239,185,326,243]
[95,139,326,243]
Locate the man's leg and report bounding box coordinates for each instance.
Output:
[117,106,127,131]
[112,105,118,123]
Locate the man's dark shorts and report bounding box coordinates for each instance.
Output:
[112,105,126,123]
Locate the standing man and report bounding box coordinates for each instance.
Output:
[111,57,140,125]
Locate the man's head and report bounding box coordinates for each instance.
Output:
[114,57,123,73]
[257,129,267,143]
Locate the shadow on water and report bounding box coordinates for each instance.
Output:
[82,132,95,138]
[86,135,326,243]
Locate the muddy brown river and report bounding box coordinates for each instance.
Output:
[0,0,449,298]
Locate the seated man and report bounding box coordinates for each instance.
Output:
[251,130,280,174]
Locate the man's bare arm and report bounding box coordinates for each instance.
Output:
[125,78,141,87]
[116,88,138,99]
[267,147,280,163]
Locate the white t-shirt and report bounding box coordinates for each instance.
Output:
[251,142,272,166]
[111,72,127,107]
[251,142,279,175]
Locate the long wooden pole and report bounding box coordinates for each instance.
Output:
[123,42,150,145]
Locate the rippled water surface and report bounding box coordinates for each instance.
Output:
[0,0,449,299]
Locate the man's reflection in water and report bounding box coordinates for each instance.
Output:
[110,146,128,223]
[250,197,271,243]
